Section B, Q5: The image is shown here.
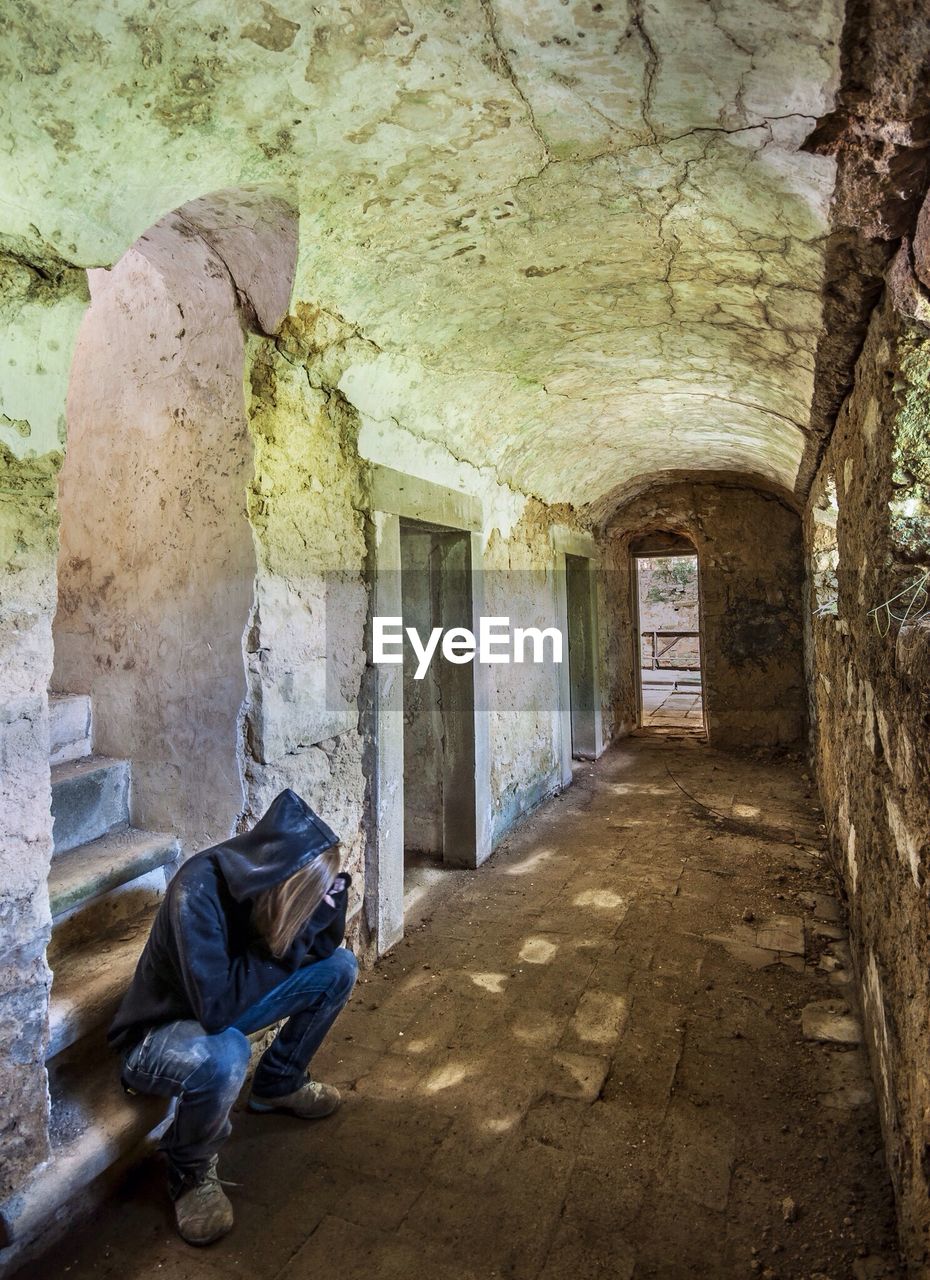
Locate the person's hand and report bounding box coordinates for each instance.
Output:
[323,874,348,908]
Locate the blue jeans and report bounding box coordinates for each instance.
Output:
[121,948,358,1195]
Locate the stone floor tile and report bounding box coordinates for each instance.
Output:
[538,1218,637,1280]
[399,1139,572,1278]
[754,914,806,954]
[279,1214,485,1280]
[658,1097,737,1212]
[630,1189,729,1278]
[560,988,630,1051]
[548,1050,611,1101]
[802,999,864,1044]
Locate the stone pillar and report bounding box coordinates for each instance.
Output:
[368,510,405,953]
[0,246,88,1204]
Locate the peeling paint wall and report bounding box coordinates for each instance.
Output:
[603,482,806,748]
[806,285,930,1266]
[53,221,256,852]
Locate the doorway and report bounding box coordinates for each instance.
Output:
[634,552,705,732]
[400,518,478,897]
[367,466,491,955]
[565,553,599,759]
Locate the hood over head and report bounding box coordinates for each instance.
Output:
[213,790,340,902]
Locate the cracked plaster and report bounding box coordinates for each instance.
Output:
[0,0,843,506]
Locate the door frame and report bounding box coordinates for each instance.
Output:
[367,465,491,956]
[552,528,604,788]
[630,543,705,733]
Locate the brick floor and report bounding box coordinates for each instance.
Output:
[19,738,903,1280]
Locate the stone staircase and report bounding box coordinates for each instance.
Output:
[0,694,180,1270]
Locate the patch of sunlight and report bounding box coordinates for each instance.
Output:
[483,1114,520,1134]
[398,970,435,994]
[403,884,429,911]
[610,783,674,797]
[402,1038,434,1055]
[469,971,509,993]
[554,1053,602,1093]
[504,847,554,876]
[571,992,630,1046]
[518,936,559,964]
[573,889,625,910]
[732,803,761,818]
[403,867,445,914]
[423,1061,474,1093]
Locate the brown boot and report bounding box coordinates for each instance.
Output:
[174,1157,234,1246]
[248,1078,341,1118]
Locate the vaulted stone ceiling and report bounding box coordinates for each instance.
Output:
[0,0,844,510]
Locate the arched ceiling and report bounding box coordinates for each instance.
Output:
[0,0,844,509]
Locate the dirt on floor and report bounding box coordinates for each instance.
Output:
[19,737,902,1280]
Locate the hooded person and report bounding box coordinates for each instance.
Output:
[108,789,358,1247]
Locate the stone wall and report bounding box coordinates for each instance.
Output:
[805,285,930,1266]
[243,331,369,929]
[53,221,256,852]
[0,448,57,1204]
[274,306,594,870]
[0,248,88,1202]
[484,502,568,844]
[602,482,806,748]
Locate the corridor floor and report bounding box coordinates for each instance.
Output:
[23,739,902,1280]
[640,684,705,730]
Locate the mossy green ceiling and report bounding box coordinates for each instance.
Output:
[0,0,843,505]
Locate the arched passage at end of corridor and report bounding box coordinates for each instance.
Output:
[599,476,807,753]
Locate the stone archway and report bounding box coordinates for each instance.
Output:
[0,187,299,1258]
[602,479,806,751]
[53,187,298,852]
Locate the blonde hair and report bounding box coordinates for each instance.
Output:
[253,845,342,958]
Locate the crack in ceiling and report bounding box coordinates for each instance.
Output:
[0,0,846,508]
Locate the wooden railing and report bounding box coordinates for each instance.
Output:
[641,630,700,670]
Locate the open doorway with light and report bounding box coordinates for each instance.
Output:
[634,548,705,733]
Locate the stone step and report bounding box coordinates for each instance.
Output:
[48,827,179,954]
[0,1048,168,1261]
[51,865,171,961]
[48,694,93,767]
[51,757,130,856]
[47,910,153,1060]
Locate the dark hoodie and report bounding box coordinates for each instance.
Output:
[108,790,349,1052]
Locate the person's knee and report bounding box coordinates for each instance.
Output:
[184,1028,250,1096]
[329,947,359,998]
